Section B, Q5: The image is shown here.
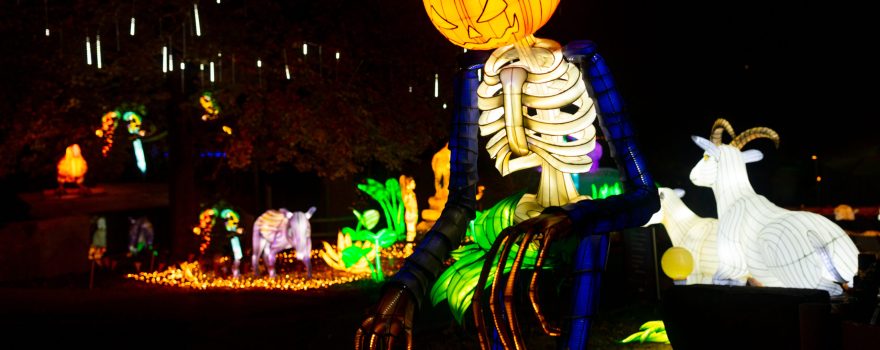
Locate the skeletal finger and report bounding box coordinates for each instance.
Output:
[473,227,514,349]
[504,231,534,349]
[368,333,379,350]
[355,327,365,350]
[530,228,561,336]
[386,333,395,350]
[491,230,518,350]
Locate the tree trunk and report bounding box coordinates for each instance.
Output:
[169,68,199,261]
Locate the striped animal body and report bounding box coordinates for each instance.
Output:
[690,121,859,295]
[645,188,719,284]
[252,207,316,278]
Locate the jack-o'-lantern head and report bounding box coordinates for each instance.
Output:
[423,0,560,50]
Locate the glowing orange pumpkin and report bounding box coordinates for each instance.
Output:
[423,0,560,50]
[57,144,88,186]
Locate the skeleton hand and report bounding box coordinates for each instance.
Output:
[355,284,415,350]
[473,211,573,349]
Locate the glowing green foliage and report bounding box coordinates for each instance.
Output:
[619,320,670,344]
[591,182,623,200]
[341,246,372,268]
[357,178,405,239]
[431,191,560,324]
[472,191,524,251]
[341,178,407,281]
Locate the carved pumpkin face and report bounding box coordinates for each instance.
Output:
[423,0,560,50]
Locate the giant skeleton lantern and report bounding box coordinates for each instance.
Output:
[357,0,660,349]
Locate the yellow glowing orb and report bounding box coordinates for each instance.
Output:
[423,0,560,50]
[661,247,694,281]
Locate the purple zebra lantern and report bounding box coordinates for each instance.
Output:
[252,207,316,279]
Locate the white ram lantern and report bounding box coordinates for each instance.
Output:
[689,118,859,295]
[645,188,719,284]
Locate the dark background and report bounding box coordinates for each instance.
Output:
[1,0,877,222]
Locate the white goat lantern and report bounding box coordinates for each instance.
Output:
[689,119,859,295]
[645,188,719,284]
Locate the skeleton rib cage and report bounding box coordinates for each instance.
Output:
[477,37,597,220]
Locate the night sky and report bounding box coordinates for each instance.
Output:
[535,0,879,211]
[1,0,877,213]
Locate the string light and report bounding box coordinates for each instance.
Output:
[44,0,50,36]
[162,46,167,73]
[434,73,438,98]
[85,36,92,65]
[130,17,135,36]
[96,34,102,69]
[302,43,307,56]
[169,54,174,71]
[285,65,291,80]
[335,51,340,60]
[209,61,215,82]
[193,3,201,37]
[257,58,262,87]
[180,62,185,70]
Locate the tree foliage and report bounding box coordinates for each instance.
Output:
[0,0,457,184]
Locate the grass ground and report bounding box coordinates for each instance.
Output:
[0,259,674,349]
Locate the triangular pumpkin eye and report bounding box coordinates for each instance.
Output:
[468,26,482,38]
[430,5,458,30]
[477,0,508,23]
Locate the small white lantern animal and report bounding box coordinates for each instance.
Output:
[645,188,719,284]
[689,119,859,295]
[252,207,316,278]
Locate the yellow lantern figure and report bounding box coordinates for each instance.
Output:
[400,175,419,255]
[57,144,88,188]
[421,143,451,222]
[661,247,695,285]
[424,0,560,50]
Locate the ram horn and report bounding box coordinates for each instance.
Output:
[730,127,780,149]
[710,118,736,145]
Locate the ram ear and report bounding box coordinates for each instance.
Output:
[692,135,719,158]
[673,188,686,198]
[741,149,764,163]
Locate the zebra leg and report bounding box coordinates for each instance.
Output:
[267,248,278,278]
[252,228,263,277]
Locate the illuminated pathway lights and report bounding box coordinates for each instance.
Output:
[128,261,366,291]
[128,245,410,291]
